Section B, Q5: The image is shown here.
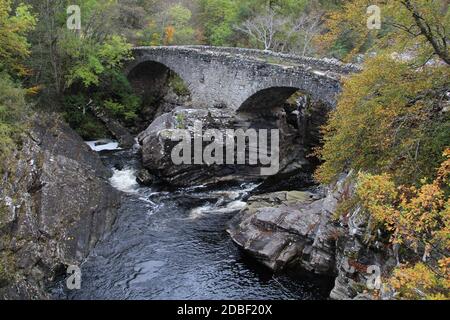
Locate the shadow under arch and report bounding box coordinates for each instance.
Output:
[127,60,191,101]
[237,87,302,113]
[234,85,331,191]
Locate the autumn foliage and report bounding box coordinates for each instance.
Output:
[316,0,449,299]
[317,0,450,64]
[316,54,450,185]
[164,25,176,45]
[355,149,449,299]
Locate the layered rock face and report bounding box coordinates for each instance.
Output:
[137,99,326,188]
[227,189,337,274]
[0,115,120,299]
[228,173,398,300]
[137,107,263,187]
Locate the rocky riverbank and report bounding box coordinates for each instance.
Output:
[132,89,397,299]
[0,104,396,300]
[227,173,398,299]
[0,115,120,299]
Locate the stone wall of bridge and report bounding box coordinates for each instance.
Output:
[125,46,359,112]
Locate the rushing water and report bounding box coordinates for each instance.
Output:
[52,144,332,300]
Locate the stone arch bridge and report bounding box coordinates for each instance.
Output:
[125,46,360,112]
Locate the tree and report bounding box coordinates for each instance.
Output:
[401,0,450,65]
[164,25,176,45]
[22,0,139,138]
[165,4,195,44]
[0,0,36,74]
[63,34,132,88]
[356,149,450,299]
[317,0,450,64]
[0,0,34,167]
[316,54,450,185]
[198,0,240,46]
[235,1,323,55]
[140,3,196,46]
[115,0,160,45]
[25,0,134,96]
[235,5,285,51]
[0,73,27,166]
[278,10,323,56]
[316,0,450,299]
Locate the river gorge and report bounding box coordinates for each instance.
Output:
[0,47,399,301]
[51,143,332,299]
[1,0,448,303]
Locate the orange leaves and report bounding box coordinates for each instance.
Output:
[357,149,449,248]
[25,85,43,96]
[357,172,399,231]
[389,262,448,299]
[164,25,175,45]
[437,148,450,184]
[389,256,450,299]
[356,151,450,299]
[315,52,450,185]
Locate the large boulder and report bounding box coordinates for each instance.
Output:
[0,115,120,299]
[137,105,320,188]
[227,190,337,274]
[227,173,398,299]
[137,107,262,187]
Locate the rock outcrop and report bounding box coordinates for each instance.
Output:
[227,173,397,300]
[90,105,136,148]
[227,189,337,274]
[0,115,120,299]
[136,169,155,187]
[137,107,263,187]
[137,101,324,189]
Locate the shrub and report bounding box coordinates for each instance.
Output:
[356,149,450,299]
[169,73,190,97]
[0,73,27,168]
[315,55,450,186]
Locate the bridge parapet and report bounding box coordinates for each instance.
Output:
[132,46,361,75]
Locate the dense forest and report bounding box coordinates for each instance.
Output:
[0,0,449,299]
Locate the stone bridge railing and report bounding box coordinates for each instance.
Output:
[181,45,362,75]
[132,45,361,76]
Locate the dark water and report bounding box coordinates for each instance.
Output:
[53,147,331,300]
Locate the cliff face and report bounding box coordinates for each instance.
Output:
[227,173,398,300]
[0,115,120,299]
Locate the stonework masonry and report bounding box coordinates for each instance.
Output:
[126,46,361,112]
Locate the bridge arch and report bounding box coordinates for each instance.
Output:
[238,87,301,113]
[127,60,192,100]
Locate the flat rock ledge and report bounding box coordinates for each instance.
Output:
[227,190,337,274]
[227,174,398,300]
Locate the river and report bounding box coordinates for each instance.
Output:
[52,143,332,300]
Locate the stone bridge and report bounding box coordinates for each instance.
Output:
[125,46,360,112]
